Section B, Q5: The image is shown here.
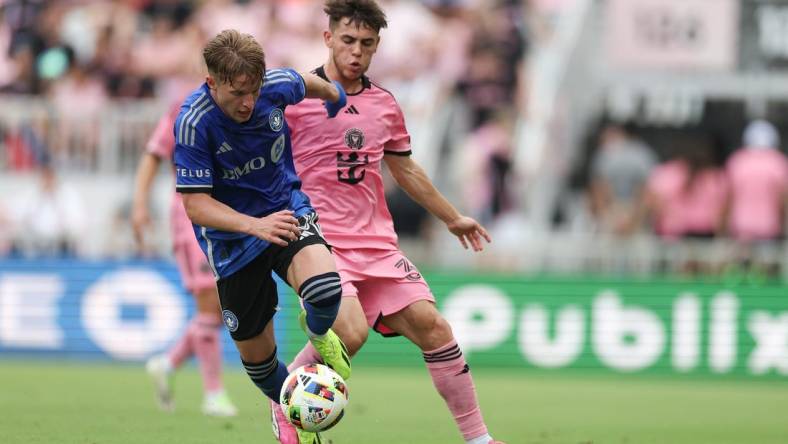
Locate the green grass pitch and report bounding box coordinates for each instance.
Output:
[1,362,787,443]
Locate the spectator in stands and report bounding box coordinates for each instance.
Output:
[47,45,107,168]
[459,108,518,224]
[0,199,11,256]
[647,141,728,240]
[588,123,656,237]
[9,161,86,257]
[456,0,526,128]
[646,140,729,275]
[725,120,788,241]
[723,119,788,278]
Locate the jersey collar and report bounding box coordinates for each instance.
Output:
[315,66,370,96]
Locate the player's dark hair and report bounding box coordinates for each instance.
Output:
[203,29,265,86]
[324,0,388,32]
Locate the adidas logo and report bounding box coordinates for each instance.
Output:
[215,142,233,155]
[344,105,360,115]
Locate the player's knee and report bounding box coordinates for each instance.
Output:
[430,314,452,338]
[415,310,454,349]
[342,325,368,357]
[299,272,342,309]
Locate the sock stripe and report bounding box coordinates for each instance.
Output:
[242,348,279,380]
[302,281,342,302]
[299,272,341,296]
[424,350,463,363]
[423,344,462,360]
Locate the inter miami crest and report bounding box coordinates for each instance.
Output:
[269,108,284,132]
[337,128,368,185]
[344,128,365,150]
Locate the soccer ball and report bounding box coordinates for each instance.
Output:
[279,364,349,433]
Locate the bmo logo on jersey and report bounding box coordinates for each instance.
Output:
[221,156,266,180]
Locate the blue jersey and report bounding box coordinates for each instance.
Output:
[173,68,312,278]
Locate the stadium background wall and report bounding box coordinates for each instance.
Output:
[1,259,786,379]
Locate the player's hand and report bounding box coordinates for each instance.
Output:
[324,80,347,118]
[250,210,301,246]
[446,216,492,252]
[131,204,151,250]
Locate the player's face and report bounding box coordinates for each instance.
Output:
[207,73,261,123]
[325,20,379,81]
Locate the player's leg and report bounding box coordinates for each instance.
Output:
[192,285,237,417]
[271,296,366,443]
[383,301,503,444]
[273,213,351,379]
[275,273,367,443]
[217,253,290,404]
[288,292,369,371]
[145,239,200,412]
[283,243,351,379]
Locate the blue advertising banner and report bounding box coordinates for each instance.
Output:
[0,259,289,362]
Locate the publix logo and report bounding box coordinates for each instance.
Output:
[441,285,788,376]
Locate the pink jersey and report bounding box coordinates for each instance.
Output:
[286,71,411,251]
[647,160,728,238]
[146,104,194,245]
[726,148,788,240]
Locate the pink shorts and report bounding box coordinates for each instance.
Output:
[173,232,216,294]
[332,247,434,336]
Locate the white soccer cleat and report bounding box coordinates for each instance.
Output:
[145,354,174,412]
[202,391,238,417]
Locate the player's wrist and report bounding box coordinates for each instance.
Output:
[239,214,258,236]
[324,81,347,118]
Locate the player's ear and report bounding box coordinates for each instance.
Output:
[323,30,332,48]
[206,75,216,90]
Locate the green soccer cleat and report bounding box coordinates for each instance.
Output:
[296,428,324,444]
[298,310,351,380]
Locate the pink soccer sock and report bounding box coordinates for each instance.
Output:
[167,317,197,369]
[423,340,488,441]
[192,312,223,393]
[287,342,322,372]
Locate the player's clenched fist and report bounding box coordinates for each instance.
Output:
[249,210,301,246]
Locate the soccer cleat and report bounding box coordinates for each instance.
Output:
[201,391,238,417]
[270,399,299,444]
[295,428,324,444]
[145,354,174,412]
[298,310,351,380]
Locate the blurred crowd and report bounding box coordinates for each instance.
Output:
[0,0,541,258]
[580,118,788,279]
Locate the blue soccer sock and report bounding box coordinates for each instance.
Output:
[241,347,289,403]
[299,272,342,336]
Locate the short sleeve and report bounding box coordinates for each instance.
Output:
[383,96,412,156]
[145,105,180,159]
[263,68,306,106]
[174,110,213,193]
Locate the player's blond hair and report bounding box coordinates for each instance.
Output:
[203,29,266,86]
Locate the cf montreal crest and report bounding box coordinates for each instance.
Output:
[344,128,365,150]
[222,310,239,332]
[269,108,284,132]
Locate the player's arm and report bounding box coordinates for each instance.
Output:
[181,193,300,247]
[301,72,346,117]
[384,154,491,251]
[174,107,300,246]
[131,152,162,248]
